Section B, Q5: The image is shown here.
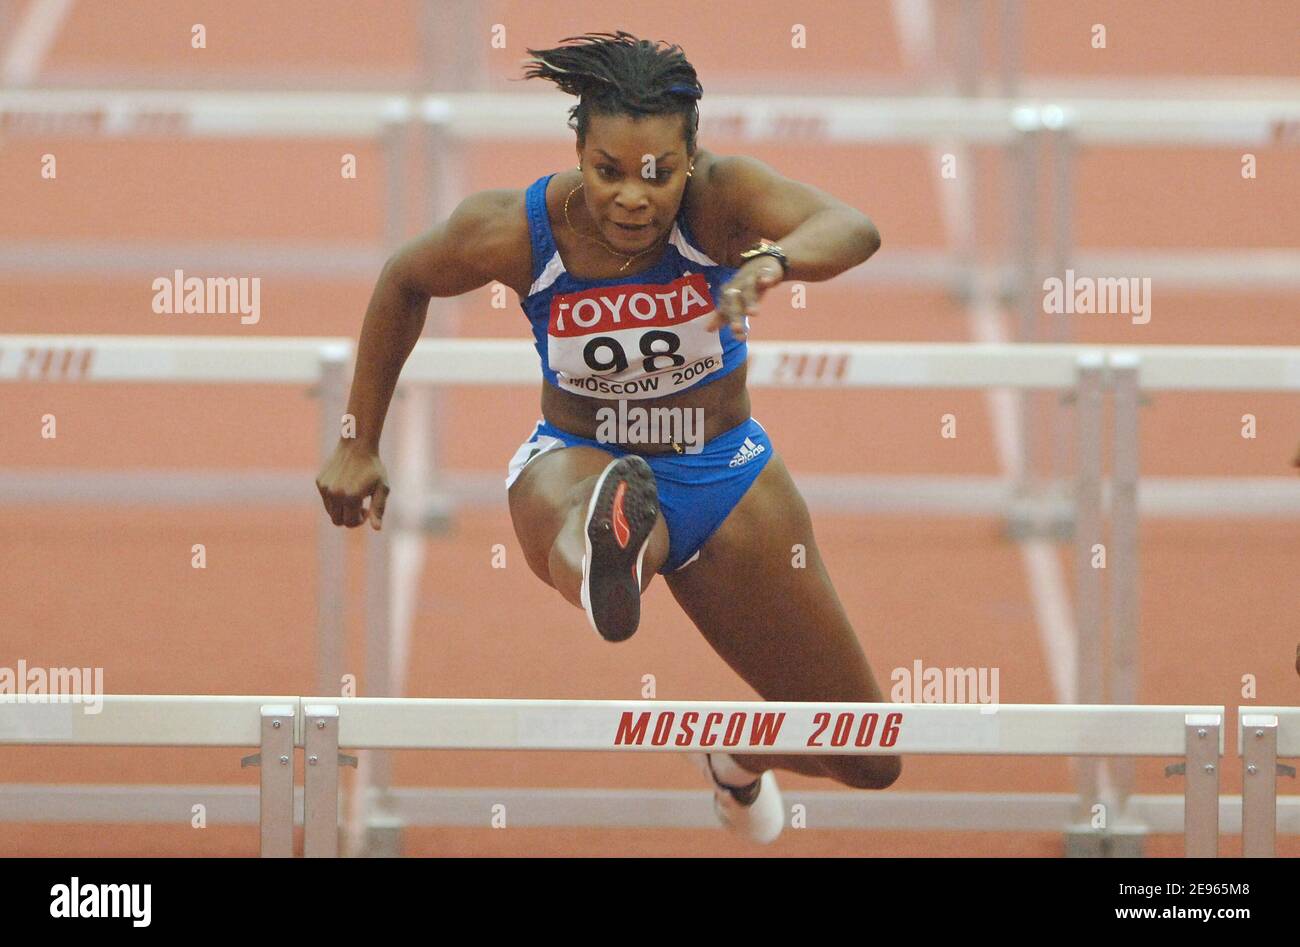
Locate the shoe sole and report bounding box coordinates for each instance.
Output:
[581,455,658,642]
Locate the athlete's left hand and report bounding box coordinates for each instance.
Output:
[706,257,784,340]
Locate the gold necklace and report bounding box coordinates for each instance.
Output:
[564,183,658,273]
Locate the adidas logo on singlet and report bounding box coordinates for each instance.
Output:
[728,437,766,468]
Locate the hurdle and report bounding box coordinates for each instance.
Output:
[0,334,358,699]
[5,335,1300,854]
[7,90,1293,286]
[365,339,1300,854]
[0,696,1233,857]
[0,695,300,857]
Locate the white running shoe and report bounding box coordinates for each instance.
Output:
[695,753,785,844]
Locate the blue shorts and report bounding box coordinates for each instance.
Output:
[505,416,774,575]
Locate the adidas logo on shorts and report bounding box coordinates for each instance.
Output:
[728,436,766,468]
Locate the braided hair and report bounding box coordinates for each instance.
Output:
[521,31,703,156]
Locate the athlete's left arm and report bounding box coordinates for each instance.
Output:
[712,154,881,282]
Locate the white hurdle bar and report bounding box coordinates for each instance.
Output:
[0,696,1229,857]
[8,335,1297,390]
[3,89,1291,145]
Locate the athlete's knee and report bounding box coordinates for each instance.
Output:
[824,754,902,790]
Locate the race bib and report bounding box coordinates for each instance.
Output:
[547,272,724,399]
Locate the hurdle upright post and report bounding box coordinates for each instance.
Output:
[1240,713,1278,857]
[315,344,351,698]
[256,704,296,858]
[1108,354,1142,832]
[1183,714,1221,857]
[1009,116,1043,502]
[304,705,344,858]
[1068,353,1106,854]
[357,506,402,857]
[1048,119,1077,520]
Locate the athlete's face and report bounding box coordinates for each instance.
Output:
[576,112,693,253]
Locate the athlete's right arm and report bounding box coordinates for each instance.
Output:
[315,189,524,529]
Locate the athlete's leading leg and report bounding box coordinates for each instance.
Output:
[664,450,902,790]
[508,445,670,609]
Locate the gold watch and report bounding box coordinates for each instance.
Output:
[739,239,789,277]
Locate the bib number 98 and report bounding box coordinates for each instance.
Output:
[583,330,685,375]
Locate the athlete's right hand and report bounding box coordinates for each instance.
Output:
[315,442,390,530]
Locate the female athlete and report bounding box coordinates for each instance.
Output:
[316,32,900,844]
